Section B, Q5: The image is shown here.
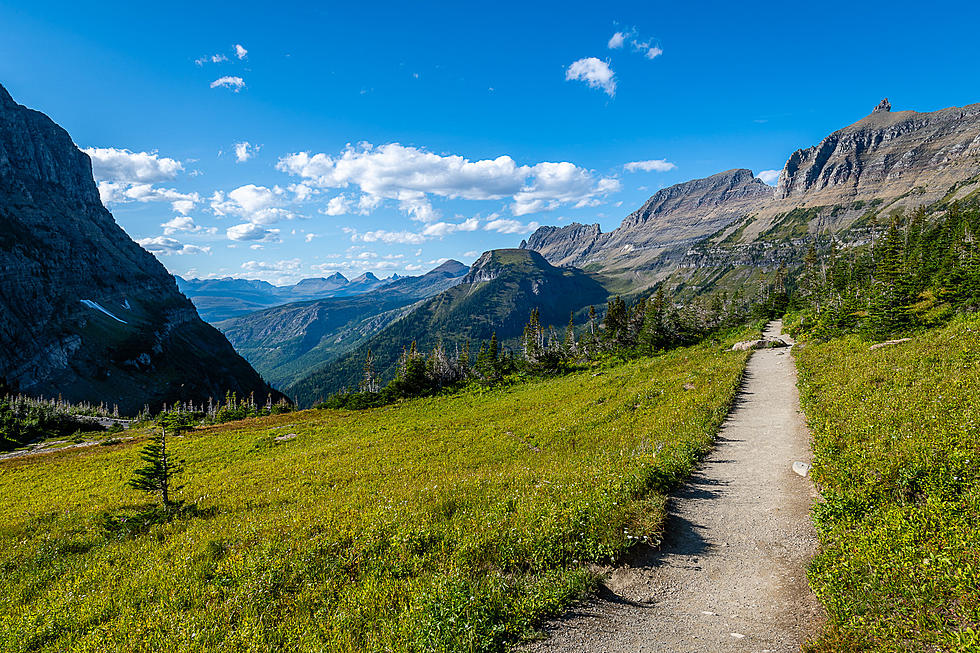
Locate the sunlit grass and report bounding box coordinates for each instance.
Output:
[797,314,980,652]
[0,338,750,652]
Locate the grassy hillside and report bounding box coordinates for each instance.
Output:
[286,249,609,406]
[0,337,750,652]
[796,314,980,651]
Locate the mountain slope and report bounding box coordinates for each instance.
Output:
[215,260,468,388]
[0,83,280,413]
[285,250,608,405]
[522,99,980,295]
[521,169,773,283]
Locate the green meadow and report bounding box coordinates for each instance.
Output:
[797,314,980,651]
[0,339,750,652]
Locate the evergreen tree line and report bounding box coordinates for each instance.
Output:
[791,202,980,339]
[317,281,783,410]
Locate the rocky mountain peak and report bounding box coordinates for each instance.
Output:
[463,249,547,284]
[775,100,980,201]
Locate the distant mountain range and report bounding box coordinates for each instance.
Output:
[176,270,398,322]
[285,250,608,405]
[0,83,281,412]
[7,86,980,413]
[213,260,468,389]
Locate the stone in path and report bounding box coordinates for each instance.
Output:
[522,321,823,652]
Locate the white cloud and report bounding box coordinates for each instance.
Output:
[84,148,200,214]
[84,147,182,184]
[399,197,438,223]
[233,141,259,162]
[354,229,426,245]
[211,76,245,91]
[226,222,281,242]
[305,233,318,243]
[279,143,615,219]
[758,169,781,185]
[611,27,664,61]
[322,195,351,216]
[137,236,210,255]
[484,218,540,234]
[211,184,294,225]
[565,57,616,96]
[240,258,303,283]
[278,144,525,202]
[624,159,677,173]
[161,215,215,235]
[234,44,248,59]
[512,162,619,216]
[196,53,228,65]
[421,217,480,237]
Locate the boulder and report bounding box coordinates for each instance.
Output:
[731,337,789,351]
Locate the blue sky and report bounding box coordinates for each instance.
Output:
[2,0,979,284]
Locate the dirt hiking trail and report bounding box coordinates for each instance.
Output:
[523,321,823,652]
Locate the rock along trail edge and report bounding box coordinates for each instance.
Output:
[523,321,823,652]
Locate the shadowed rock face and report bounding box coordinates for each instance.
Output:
[0,83,281,413]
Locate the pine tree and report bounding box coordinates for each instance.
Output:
[128,411,190,508]
[360,348,378,393]
[564,311,577,355]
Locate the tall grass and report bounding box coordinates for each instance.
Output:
[797,314,980,651]
[0,338,749,652]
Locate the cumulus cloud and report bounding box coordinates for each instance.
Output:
[226,222,281,242]
[210,76,245,91]
[233,141,259,162]
[278,143,617,219]
[758,169,781,185]
[624,159,677,173]
[608,32,625,49]
[137,236,210,255]
[196,53,228,65]
[354,229,427,245]
[84,148,200,213]
[484,217,540,234]
[612,27,664,60]
[421,217,480,238]
[565,57,616,96]
[161,215,215,236]
[239,258,303,283]
[211,184,295,225]
[321,195,351,216]
[234,44,248,59]
[513,163,620,216]
[84,147,182,184]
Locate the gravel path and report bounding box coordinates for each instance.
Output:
[522,321,823,652]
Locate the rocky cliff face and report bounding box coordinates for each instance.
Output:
[521,169,773,277]
[0,83,280,413]
[523,100,980,287]
[775,100,980,202]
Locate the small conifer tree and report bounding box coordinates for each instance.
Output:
[128,410,191,508]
